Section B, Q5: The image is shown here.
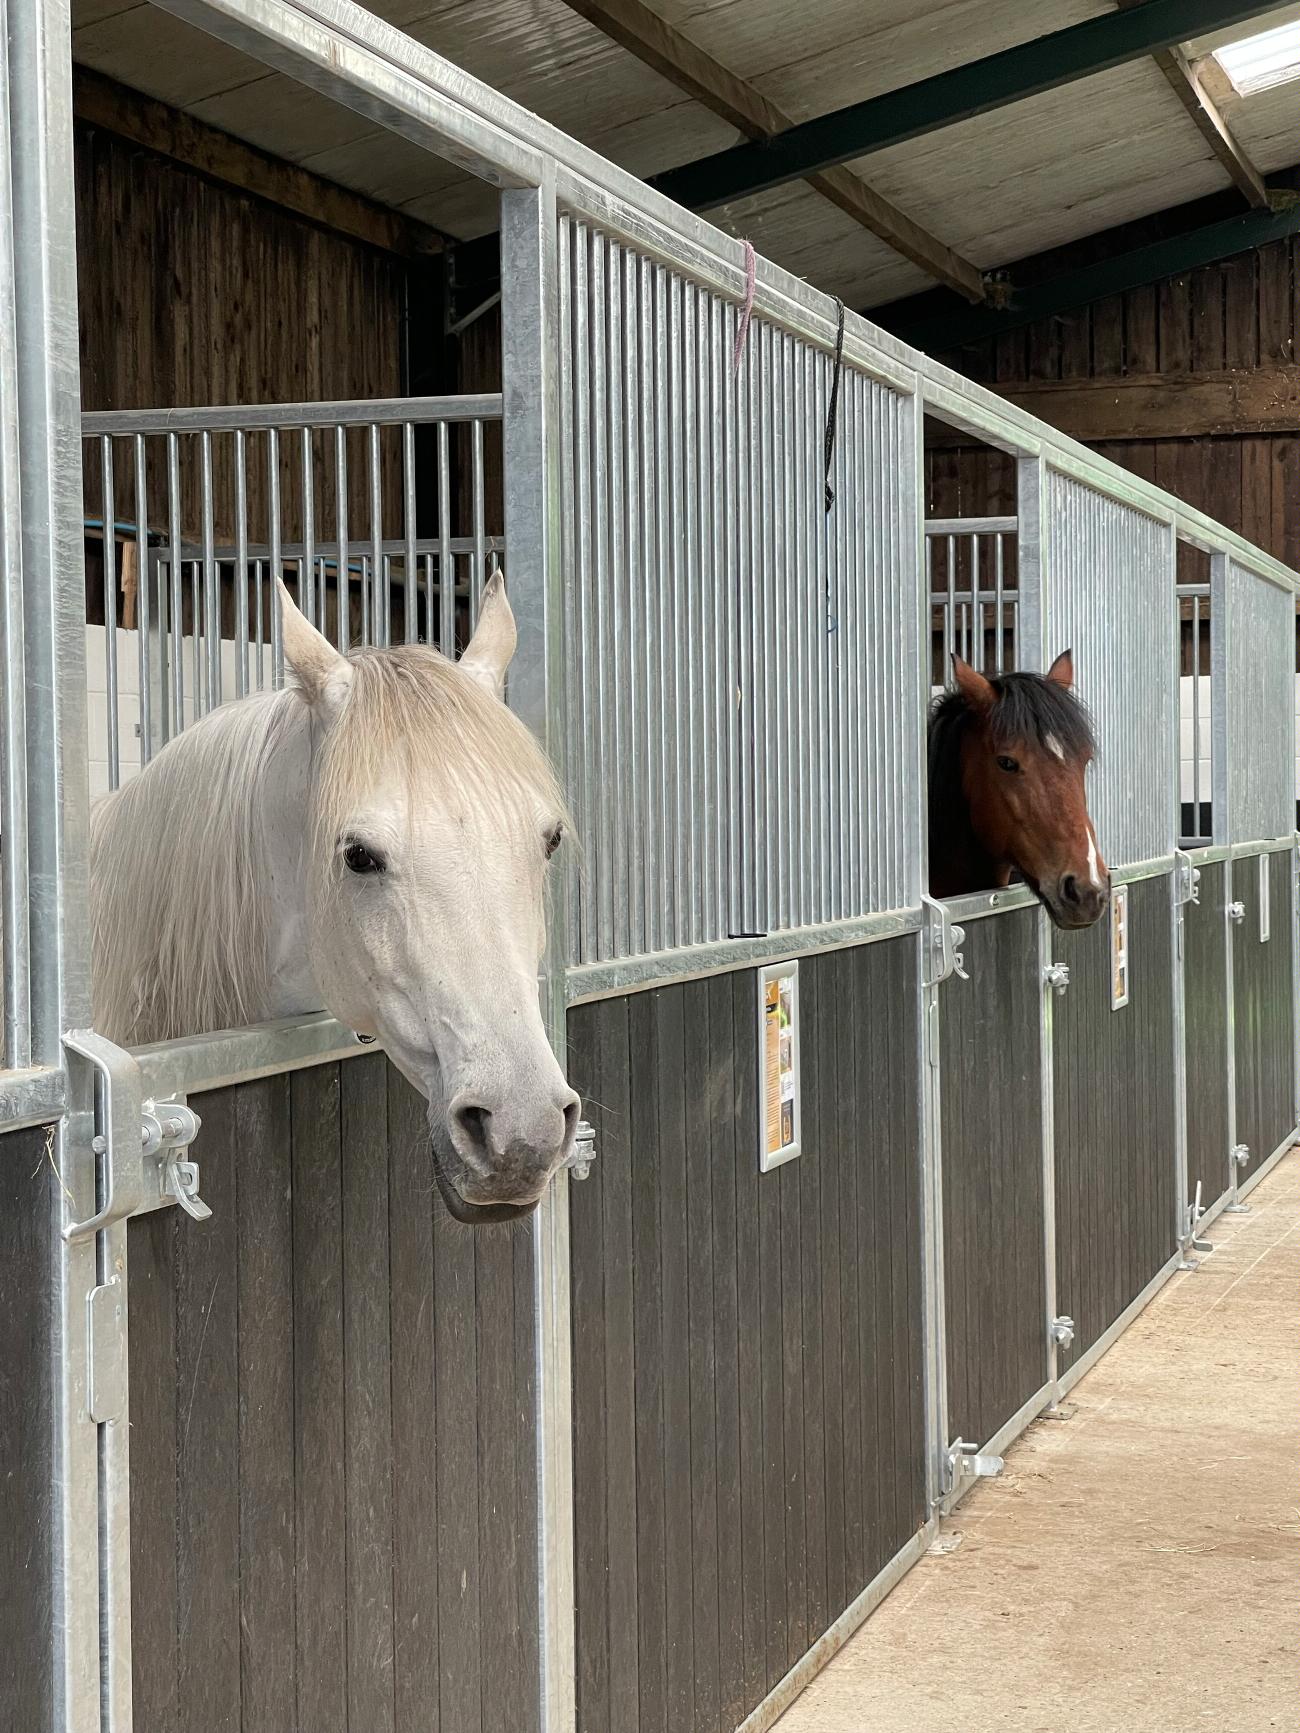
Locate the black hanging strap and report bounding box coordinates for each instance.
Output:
[823,297,846,514]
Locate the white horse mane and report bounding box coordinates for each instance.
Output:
[90,645,564,1048]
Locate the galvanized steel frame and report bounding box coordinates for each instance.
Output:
[3,2,1299,1732]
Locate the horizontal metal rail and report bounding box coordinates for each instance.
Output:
[82,392,502,434]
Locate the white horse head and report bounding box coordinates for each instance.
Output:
[90,575,578,1223]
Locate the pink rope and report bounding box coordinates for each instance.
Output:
[732,240,756,375]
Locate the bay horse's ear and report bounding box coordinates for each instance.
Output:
[1046,648,1074,689]
[459,570,516,700]
[951,654,995,715]
[277,577,353,722]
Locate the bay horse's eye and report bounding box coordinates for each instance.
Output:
[343,840,385,875]
[544,823,564,860]
[996,755,1020,774]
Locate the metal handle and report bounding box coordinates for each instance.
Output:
[63,1030,147,1242]
[950,923,969,982]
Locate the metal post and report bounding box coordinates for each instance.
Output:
[1017,455,1062,1387]
[1168,528,1192,1248]
[7,0,104,1723]
[909,390,948,1511]
[1210,554,1247,1213]
[501,176,575,1733]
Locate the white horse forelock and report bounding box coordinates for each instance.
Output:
[90,644,565,1049]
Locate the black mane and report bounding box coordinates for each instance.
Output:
[928,670,1096,853]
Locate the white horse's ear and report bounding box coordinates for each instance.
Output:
[459,571,516,699]
[277,577,353,720]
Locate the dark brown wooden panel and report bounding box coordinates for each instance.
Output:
[939,905,1047,1450]
[1183,861,1231,1216]
[0,1127,59,1733]
[568,937,925,1733]
[1052,876,1178,1369]
[1233,851,1297,1176]
[126,1056,539,1733]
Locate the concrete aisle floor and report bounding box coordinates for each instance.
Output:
[776,1150,1300,1733]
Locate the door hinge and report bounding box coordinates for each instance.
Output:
[564,1118,597,1181]
[1049,1314,1076,1348]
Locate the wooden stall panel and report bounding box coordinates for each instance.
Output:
[568,937,925,1733]
[0,1126,59,1733]
[1233,851,1297,1175]
[1052,875,1178,1370]
[1183,859,1231,1216]
[939,906,1047,1451]
[126,1056,539,1733]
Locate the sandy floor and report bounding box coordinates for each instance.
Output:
[775,1150,1300,1733]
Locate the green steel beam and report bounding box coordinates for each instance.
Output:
[883,186,1300,354]
[651,0,1286,211]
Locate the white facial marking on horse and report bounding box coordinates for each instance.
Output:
[1086,826,1101,889]
[1045,733,1065,761]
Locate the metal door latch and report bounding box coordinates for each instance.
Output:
[1042,962,1070,995]
[1178,1181,1214,1270]
[922,898,969,986]
[946,1438,1003,1491]
[1175,852,1201,907]
[63,1030,207,1240]
[1226,900,1246,923]
[1049,1314,1075,1348]
[564,1119,597,1181]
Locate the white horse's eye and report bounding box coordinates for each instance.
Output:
[544,824,564,860]
[343,840,386,875]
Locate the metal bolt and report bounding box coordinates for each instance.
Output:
[1050,1314,1076,1348]
[1043,962,1070,995]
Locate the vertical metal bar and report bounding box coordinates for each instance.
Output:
[994,529,1006,674]
[268,427,283,685]
[254,559,265,689]
[132,434,158,761]
[403,419,416,643]
[301,425,316,632]
[234,430,249,700]
[0,62,29,1063]
[8,0,104,1719]
[166,432,183,734]
[438,419,452,656]
[472,416,486,631]
[369,421,384,646]
[189,559,200,718]
[606,246,629,959]
[500,180,573,1733]
[100,437,120,788]
[334,421,349,653]
[198,426,219,710]
[590,232,613,960]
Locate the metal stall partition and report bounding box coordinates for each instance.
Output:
[0,0,104,1726]
[1032,470,1182,1384]
[1217,557,1299,1205]
[555,210,931,1733]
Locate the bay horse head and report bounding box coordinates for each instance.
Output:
[928,649,1110,929]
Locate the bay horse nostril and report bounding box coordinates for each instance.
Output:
[1061,874,1082,905]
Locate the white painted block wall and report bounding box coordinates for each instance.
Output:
[85,624,275,801]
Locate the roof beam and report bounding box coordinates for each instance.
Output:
[559,0,986,301]
[1115,0,1268,208]
[72,65,445,257]
[926,366,1300,444]
[884,179,1300,352]
[651,0,1287,211]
